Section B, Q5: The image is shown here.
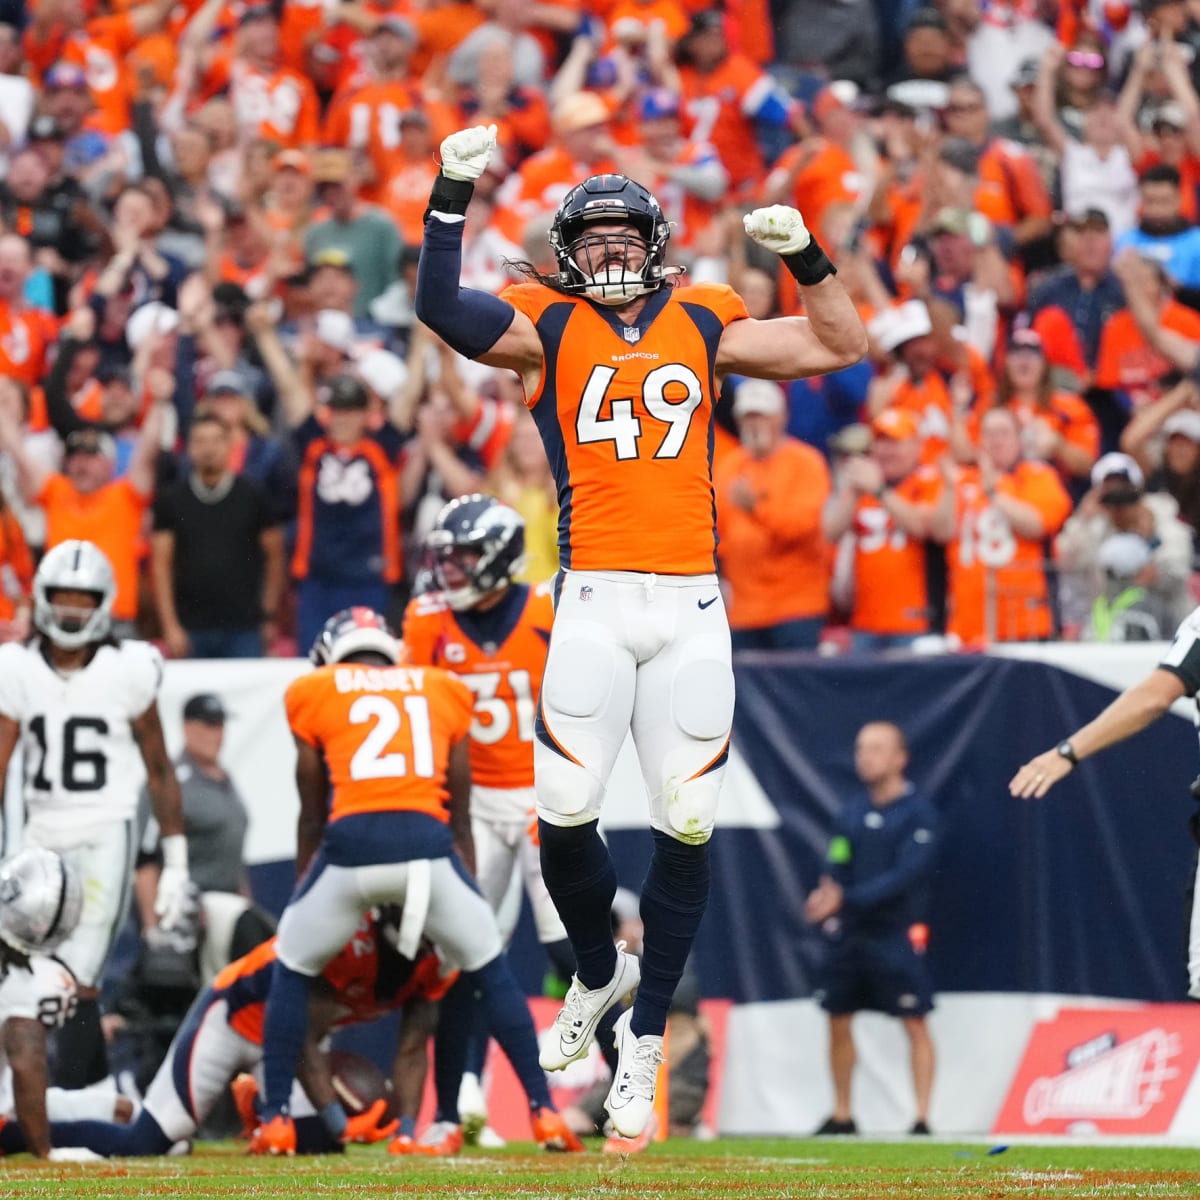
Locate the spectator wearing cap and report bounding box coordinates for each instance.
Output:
[491,92,620,248]
[677,9,803,197]
[151,408,284,659]
[823,407,943,652]
[930,407,1072,646]
[867,300,955,465]
[1114,165,1200,297]
[713,379,831,651]
[247,301,407,648]
[1032,45,1138,238]
[136,692,251,921]
[321,16,422,197]
[303,149,403,318]
[38,62,110,179]
[23,112,100,279]
[763,82,870,265]
[994,59,1056,185]
[259,150,317,275]
[939,76,1053,254]
[1057,451,1193,639]
[1120,375,1200,540]
[964,329,1100,492]
[40,306,149,480]
[303,252,394,351]
[0,380,168,635]
[1027,207,1124,378]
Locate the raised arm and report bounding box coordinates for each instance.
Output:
[245,303,315,427]
[717,206,867,380]
[415,126,543,377]
[1031,43,1069,158]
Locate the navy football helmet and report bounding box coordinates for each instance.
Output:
[310,607,401,666]
[427,494,525,611]
[548,174,671,306]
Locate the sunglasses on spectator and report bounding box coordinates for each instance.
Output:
[945,101,984,114]
[1065,50,1105,70]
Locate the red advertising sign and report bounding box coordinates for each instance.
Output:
[994,1005,1200,1135]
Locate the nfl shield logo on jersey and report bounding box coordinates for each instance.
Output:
[622,325,641,344]
[579,585,594,602]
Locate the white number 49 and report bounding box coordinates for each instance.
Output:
[576,364,704,461]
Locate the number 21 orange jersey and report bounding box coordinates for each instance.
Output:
[402,582,554,790]
[500,281,749,576]
[285,664,474,824]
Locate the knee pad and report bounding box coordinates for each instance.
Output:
[534,740,606,825]
[671,656,735,742]
[655,772,721,845]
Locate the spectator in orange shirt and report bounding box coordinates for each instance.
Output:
[965,329,1099,489]
[676,9,802,197]
[822,409,942,652]
[939,76,1054,252]
[714,379,831,650]
[0,392,166,634]
[380,111,442,248]
[930,407,1073,646]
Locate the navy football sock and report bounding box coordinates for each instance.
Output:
[260,961,312,1117]
[632,831,710,1038]
[472,956,552,1111]
[432,975,472,1124]
[46,1110,173,1156]
[538,820,617,990]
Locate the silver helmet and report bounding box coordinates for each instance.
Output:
[0,847,83,956]
[33,540,116,649]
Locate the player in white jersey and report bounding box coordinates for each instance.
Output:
[0,541,189,1090]
[0,845,87,1159]
[1010,605,1200,997]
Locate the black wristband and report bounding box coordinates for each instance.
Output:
[780,236,837,287]
[423,173,475,224]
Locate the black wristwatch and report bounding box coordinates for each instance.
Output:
[1056,740,1078,767]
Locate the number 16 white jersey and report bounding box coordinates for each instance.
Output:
[0,640,162,845]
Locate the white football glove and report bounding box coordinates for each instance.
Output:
[743,205,812,256]
[155,835,190,930]
[48,1147,103,1162]
[439,124,498,182]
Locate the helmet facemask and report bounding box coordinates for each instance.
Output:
[556,224,665,306]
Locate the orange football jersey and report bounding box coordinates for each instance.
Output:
[402,582,554,791]
[285,664,474,824]
[500,281,749,575]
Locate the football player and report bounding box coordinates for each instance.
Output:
[251,608,580,1156]
[416,126,867,1136]
[0,540,190,1091]
[4,910,444,1157]
[404,494,571,1142]
[0,846,86,1160]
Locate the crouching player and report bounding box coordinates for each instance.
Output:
[4,910,446,1157]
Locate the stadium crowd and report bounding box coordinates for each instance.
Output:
[0,0,1198,652]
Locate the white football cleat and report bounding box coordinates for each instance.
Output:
[604,1008,664,1140]
[539,942,640,1071]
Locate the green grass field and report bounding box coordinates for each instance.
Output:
[0,1138,1196,1198]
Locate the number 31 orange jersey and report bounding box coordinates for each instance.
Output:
[501,281,750,576]
[285,664,474,824]
[402,582,554,790]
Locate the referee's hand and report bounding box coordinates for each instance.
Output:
[1009,749,1073,799]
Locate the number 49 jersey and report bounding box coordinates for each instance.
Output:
[501,281,750,576]
[0,641,163,843]
[402,582,554,793]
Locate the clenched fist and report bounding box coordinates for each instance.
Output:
[743,205,812,256]
[440,124,498,182]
